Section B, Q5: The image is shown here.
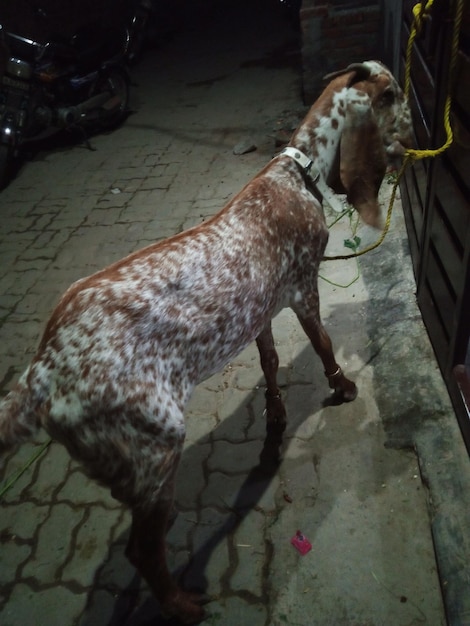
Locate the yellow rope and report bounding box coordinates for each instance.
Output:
[324,0,463,263]
[405,0,463,161]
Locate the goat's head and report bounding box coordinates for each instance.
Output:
[326,60,412,228]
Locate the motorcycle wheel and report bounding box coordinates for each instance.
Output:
[94,68,130,130]
[0,144,13,191]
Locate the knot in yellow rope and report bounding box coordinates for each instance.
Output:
[412,1,434,33]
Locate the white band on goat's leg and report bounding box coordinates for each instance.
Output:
[325,366,342,379]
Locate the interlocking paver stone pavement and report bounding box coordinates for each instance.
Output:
[1,1,470,625]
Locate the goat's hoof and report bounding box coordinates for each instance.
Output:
[339,382,358,402]
[161,590,211,624]
[326,367,357,403]
[333,379,358,403]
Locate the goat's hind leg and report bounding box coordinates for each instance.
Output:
[50,398,207,623]
[123,438,210,624]
[294,298,357,402]
[126,497,209,624]
[256,324,287,431]
[108,407,208,624]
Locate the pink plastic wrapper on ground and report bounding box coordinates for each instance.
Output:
[290,530,312,555]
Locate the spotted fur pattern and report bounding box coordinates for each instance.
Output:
[0,61,411,623]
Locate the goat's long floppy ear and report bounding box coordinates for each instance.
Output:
[323,63,372,87]
[339,99,387,228]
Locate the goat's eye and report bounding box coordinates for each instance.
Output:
[381,88,395,105]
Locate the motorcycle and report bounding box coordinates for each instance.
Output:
[0,3,150,189]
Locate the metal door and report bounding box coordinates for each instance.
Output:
[399,0,470,450]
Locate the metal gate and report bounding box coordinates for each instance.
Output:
[399,0,470,451]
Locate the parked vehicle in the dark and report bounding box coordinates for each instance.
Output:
[0,1,150,189]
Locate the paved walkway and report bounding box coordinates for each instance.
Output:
[1,2,469,625]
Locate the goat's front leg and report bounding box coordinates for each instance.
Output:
[256,324,287,430]
[294,297,357,402]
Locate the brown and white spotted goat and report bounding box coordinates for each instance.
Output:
[0,61,411,623]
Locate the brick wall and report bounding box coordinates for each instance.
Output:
[299,0,380,103]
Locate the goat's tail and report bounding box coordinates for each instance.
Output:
[0,378,41,455]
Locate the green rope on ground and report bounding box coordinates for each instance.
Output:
[0,439,52,500]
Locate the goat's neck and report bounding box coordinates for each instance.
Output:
[289,88,348,181]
